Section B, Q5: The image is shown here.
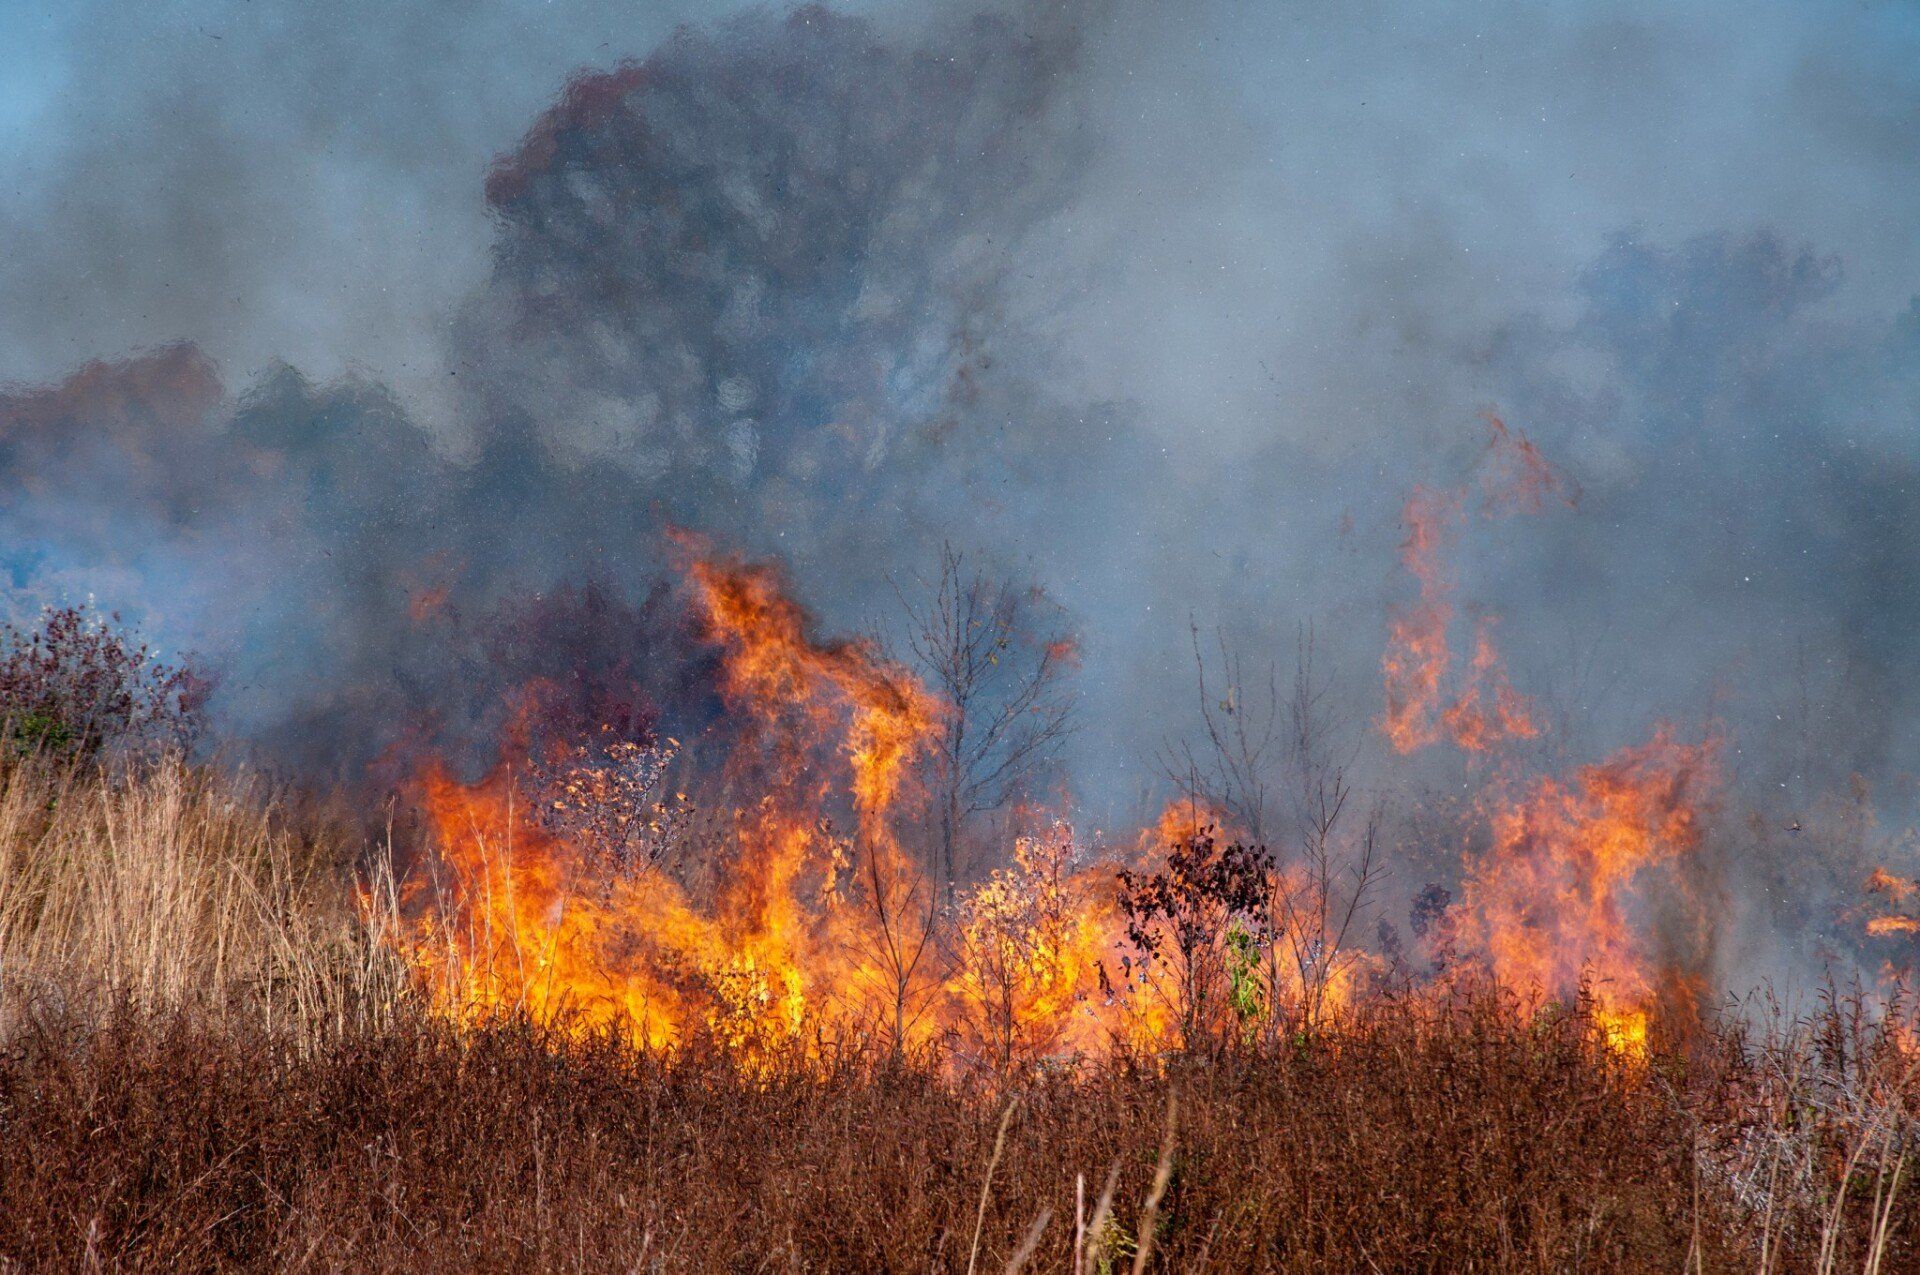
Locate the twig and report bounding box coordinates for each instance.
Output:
[1131,1094,1179,1275]
[966,1097,1020,1275]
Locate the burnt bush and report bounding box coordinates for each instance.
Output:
[1116,829,1275,1053]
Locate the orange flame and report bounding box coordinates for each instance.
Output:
[1862,867,1920,944]
[1382,485,1461,753]
[1382,413,1569,756]
[947,823,1121,1064]
[398,539,947,1058]
[393,539,1155,1065]
[1458,728,1716,1056]
[677,540,939,835]
[1868,866,1918,905]
[1441,618,1540,753]
[1478,411,1578,516]
[402,757,708,1046]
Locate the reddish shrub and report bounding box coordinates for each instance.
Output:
[0,605,208,759]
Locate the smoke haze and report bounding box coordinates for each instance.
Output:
[5,0,1920,979]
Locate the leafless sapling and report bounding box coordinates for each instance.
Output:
[891,544,1076,899]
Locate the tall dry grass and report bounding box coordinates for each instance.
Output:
[0,754,404,1046]
[0,753,1912,1269]
[0,1000,1712,1271]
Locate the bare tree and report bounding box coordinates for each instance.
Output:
[1158,621,1280,842]
[1267,628,1385,1031]
[892,544,1076,899]
[846,834,945,1063]
[1164,625,1385,1032]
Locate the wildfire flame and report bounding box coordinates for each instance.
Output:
[390,414,1704,1070]
[395,538,1139,1064]
[1865,867,1920,940]
[1382,416,1711,1058]
[1479,411,1579,516]
[1381,413,1569,756]
[1459,729,1716,1058]
[1440,617,1540,754]
[397,538,947,1055]
[1382,484,1462,754]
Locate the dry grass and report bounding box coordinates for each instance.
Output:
[0,755,403,1046]
[1,994,1911,1271]
[0,1001,1718,1272]
[0,756,1912,1271]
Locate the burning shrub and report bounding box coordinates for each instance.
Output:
[0,604,207,760]
[1115,828,1274,1053]
[948,823,1106,1071]
[525,731,690,879]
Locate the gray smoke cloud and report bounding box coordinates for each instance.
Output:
[3,0,1920,981]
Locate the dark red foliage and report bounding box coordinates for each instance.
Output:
[0,605,208,759]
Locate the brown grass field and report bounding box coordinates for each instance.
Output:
[0,756,1914,1272]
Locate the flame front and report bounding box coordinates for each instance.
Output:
[392,415,1714,1068]
[1460,729,1717,1056]
[396,541,1136,1063]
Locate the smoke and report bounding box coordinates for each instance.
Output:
[4,0,1920,983]
[457,5,1106,557]
[0,1,1132,782]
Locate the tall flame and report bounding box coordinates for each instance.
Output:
[1381,413,1568,756]
[395,539,1147,1064]
[1460,729,1717,1055]
[399,540,945,1058]
[1382,485,1462,754]
[1382,416,1708,1058]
